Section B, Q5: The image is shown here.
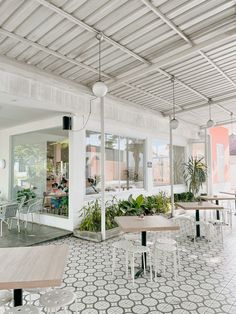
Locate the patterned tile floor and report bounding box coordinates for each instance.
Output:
[23,218,236,314]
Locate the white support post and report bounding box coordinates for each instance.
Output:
[204,128,209,195]
[100,97,106,240]
[169,120,174,217]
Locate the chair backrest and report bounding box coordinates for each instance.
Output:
[28,199,43,214]
[3,203,19,219]
[173,215,195,237]
[18,196,26,211]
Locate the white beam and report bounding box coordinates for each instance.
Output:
[35,0,150,65]
[108,28,236,89]
[140,0,192,45]
[0,27,112,79]
[199,50,236,88]
[163,94,236,116]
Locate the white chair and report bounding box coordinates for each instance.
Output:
[0,290,12,312]
[19,199,43,229]
[0,202,19,237]
[39,289,78,313]
[153,242,179,281]
[112,240,133,278]
[4,305,41,313]
[127,244,152,286]
[25,288,49,305]
[204,220,224,245]
[173,215,196,243]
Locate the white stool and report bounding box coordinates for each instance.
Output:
[25,288,48,304]
[154,242,179,281]
[112,240,133,278]
[128,245,152,286]
[39,289,78,313]
[4,305,41,313]
[0,290,12,312]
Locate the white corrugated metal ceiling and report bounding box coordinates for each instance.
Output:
[0,0,235,127]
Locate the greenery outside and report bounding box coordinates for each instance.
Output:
[183,156,207,199]
[79,192,171,232]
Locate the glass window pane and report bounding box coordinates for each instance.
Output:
[127,138,144,189]
[152,140,170,186]
[86,131,101,195]
[173,145,185,184]
[105,134,119,192]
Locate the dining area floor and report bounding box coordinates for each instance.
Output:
[18,217,236,314]
[0,222,72,248]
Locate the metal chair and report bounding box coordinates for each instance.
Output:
[19,199,43,229]
[0,202,19,236]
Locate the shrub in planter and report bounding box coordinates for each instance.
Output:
[174,192,194,202]
[143,191,171,215]
[16,188,37,204]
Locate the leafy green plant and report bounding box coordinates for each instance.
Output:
[59,196,68,216]
[16,188,36,204]
[117,194,144,216]
[174,192,194,202]
[143,192,170,215]
[183,156,207,199]
[79,192,171,232]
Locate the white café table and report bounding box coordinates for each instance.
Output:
[0,245,68,307]
[115,215,179,277]
[200,195,236,218]
[175,202,224,237]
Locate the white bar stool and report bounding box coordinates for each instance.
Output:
[112,239,133,278]
[0,290,12,312]
[39,289,78,313]
[128,245,152,286]
[4,305,41,313]
[154,242,179,281]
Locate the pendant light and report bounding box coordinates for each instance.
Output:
[170,76,179,129]
[92,33,108,97]
[206,99,214,128]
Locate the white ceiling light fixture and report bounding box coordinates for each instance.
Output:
[92,33,108,98]
[170,76,179,129]
[206,99,214,128]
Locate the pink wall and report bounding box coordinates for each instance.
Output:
[209,127,229,184]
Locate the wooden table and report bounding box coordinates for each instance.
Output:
[0,245,68,306]
[220,191,236,215]
[200,195,236,219]
[115,215,179,276]
[175,202,224,237]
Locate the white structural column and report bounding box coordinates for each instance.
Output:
[169,120,174,217]
[100,97,106,240]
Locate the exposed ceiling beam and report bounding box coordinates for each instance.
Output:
[163,94,236,116]
[140,0,192,45]
[199,50,236,88]
[0,27,112,78]
[108,28,236,89]
[35,0,151,65]
[200,118,236,129]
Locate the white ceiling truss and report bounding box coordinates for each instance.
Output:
[0,0,235,126]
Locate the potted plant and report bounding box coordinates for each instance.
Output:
[183,156,207,199]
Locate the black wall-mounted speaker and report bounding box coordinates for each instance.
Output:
[62,116,72,130]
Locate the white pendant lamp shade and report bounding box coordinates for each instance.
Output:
[170,77,179,129]
[206,99,214,128]
[92,33,108,98]
[206,119,214,128]
[92,81,108,97]
[170,117,179,129]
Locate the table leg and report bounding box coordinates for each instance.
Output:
[135,231,146,279]
[14,289,23,307]
[196,210,200,237]
[141,231,147,269]
[215,199,220,220]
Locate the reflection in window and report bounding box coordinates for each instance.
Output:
[152,140,170,186]
[12,129,69,217]
[173,146,185,184]
[86,131,144,194]
[152,140,185,186]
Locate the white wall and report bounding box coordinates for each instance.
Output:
[0,58,200,231]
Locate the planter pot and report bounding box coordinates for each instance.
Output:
[73,227,122,242]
